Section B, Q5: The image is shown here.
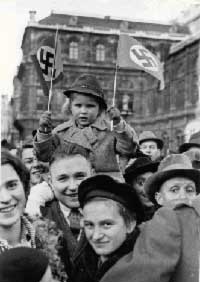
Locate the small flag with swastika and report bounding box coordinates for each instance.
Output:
[31,33,63,96]
[117,33,165,90]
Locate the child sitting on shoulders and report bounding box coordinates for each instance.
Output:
[34,74,138,180]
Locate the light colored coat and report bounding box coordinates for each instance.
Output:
[34,115,138,179]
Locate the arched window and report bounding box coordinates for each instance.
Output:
[69,42,78,60]
[96,44,105,62]
[176,129,185,149]
[162,131,170,155]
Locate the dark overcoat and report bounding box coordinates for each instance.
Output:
[41,200,85,279]
[100,199,200,282]
[70,227,140,282]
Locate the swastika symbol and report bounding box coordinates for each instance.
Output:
[39,48,56,78]
[129,45,158,72]
[36,45,61,81]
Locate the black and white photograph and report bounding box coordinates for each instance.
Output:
[1,0,200,281]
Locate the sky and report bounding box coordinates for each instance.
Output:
[0,0,200,97]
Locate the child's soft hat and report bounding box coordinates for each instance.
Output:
[63,74,107,109]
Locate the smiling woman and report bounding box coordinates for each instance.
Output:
[0,150,34,251]
[0,150,68,280]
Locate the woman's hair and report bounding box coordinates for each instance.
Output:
[1,150,30,197]
[84,197,136,228]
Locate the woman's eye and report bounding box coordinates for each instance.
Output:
[7,181,17,189]
[186,186,195,193]
[103,222,112,228]
[25,160,33,164]
[170,186,179,193]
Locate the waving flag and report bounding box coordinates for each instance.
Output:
[31,32,63,96]
[117,33,165,90]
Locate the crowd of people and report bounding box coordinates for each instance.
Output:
[1,74,200,282]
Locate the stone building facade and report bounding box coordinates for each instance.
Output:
[13,11,200,152]
[1,95,13,141]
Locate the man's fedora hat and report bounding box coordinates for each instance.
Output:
[63,74,107,109]
[78,174,144,220]
[124,157,159,184]
[139,131,164,149]
[145,154,200,204]
[179,131,200,153]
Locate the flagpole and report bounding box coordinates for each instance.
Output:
[47,25,59,112]
[110,63,118,131]
[111,32,120,130]
[112,63,118,107]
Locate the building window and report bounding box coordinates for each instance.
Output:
[176,130,185,149]
[96,44,105,62]
[69,42,78,60]
[37,89,46,111]
[162,131,169,155]
[118,93,133,115]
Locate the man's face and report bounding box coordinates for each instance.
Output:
[22,148,36,171]
[140,141,160,161]
[0,164,26,227]
[132,172,154,206]
[83,199,135,262]
[155,177,197,206]
[50,155,92,208]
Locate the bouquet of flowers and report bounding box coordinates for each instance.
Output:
[32,216,68,282]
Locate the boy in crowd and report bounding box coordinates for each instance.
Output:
[139,131,163,161]
[40,143,93,279]
[124,157,159,221]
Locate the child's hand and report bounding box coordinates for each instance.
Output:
[107,106,121,125]
[39,111,52,133]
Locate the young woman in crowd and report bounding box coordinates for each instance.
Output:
[70,174,144,282]
[0,150,67,281]
[0,150,34,251]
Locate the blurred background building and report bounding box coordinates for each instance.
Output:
[1,95,13,142]
[8,6,200,152]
